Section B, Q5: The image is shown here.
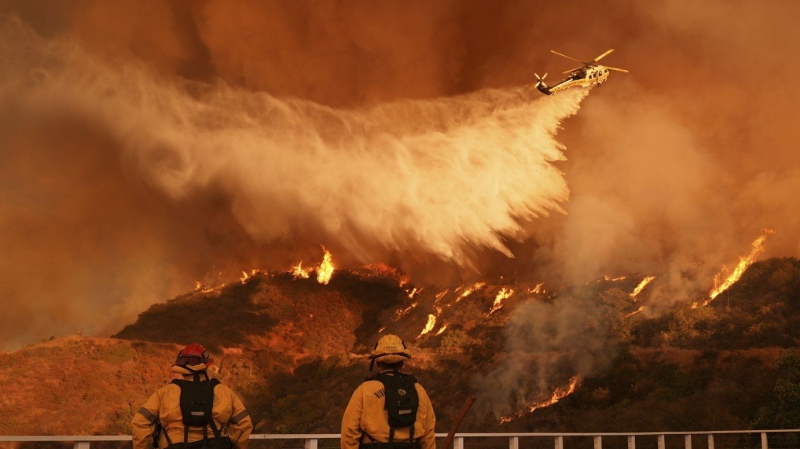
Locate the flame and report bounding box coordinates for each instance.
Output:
[435,325,448,336]
[418,314,436,338]
[630,276,655,299]
[488,288,514,315]
[394,302,418,320]
[435,290,450,302]
[291,262,312,279]
[527,283,545,294]
[624,306,645,318]
[499,376,580,424]
[706,229,775,304]
[407,287,419,299]
[194,277,225,293]
[457,282,486,302]
[240,269,261,284]
[603,275,627,282]
[316,248,335,285]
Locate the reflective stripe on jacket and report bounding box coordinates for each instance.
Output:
[341,374,436,449]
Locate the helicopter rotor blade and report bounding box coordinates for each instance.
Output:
[550,50,584,64]
[593,49,615,62]
[562,67,582,74]
[604,66,629,73]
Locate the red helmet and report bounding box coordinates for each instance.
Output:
[174,343,213,367]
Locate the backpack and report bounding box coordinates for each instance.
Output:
[162,378,233,449]
[366,371,419,443]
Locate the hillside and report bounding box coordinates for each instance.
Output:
[2,258,800,437]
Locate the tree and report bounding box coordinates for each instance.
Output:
[752,350,800,429]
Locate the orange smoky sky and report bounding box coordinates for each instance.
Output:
[1,0,799,350]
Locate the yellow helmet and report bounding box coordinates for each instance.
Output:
[370,334,411,369]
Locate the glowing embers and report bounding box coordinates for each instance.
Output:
[704,229,775,305]
[499,376,580,424]
[488,288,514,315]
[630,276,655,299]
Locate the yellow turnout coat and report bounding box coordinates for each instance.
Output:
[132,367,252,449]
[341,371,436,449]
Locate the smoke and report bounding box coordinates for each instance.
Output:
[0,14,585,349]
[1,1,799,421]
[473,293,616,418]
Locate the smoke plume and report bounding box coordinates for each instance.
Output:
[1,1,799,417]
[1,13,584,349]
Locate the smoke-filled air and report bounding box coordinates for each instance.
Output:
[1,0,800,412]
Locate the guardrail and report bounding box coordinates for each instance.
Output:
[2,430,800,449]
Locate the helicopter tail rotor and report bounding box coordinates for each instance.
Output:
[535,72,548,86]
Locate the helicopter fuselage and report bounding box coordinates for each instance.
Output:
[536,64,610,95]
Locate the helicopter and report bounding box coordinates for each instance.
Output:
[535,49,628,95]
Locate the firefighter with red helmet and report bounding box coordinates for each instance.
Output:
[132,344,253,449]
[341,335,436,449]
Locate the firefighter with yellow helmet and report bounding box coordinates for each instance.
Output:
[131,343,253,449]
[341,335,436,449]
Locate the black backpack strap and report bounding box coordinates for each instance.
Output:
[162,429,172,447]
[366,370,419,445]
[207,412,222,439]
[170,377,221,446]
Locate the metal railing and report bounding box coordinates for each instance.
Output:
[2,431,800,449]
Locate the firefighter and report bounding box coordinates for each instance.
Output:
[132,343,253,449]
[341,334,436,449]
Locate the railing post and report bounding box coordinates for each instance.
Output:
[628,435,635,449]
[594,436,602,449]
[761,432,768,449]
[74,443,90,449]
[658,435,665,449]
[555,435,564,449]
[455,436,464,449]
[708,434,715,449]
[685,434,692,449]
[510,436,519,449]
[305,438,318,449]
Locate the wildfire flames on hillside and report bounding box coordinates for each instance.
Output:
[499,377,580,424]
[488,288,515,315]
[631,276,655,299]
[1,0,799,430]
[704,229,776,305]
